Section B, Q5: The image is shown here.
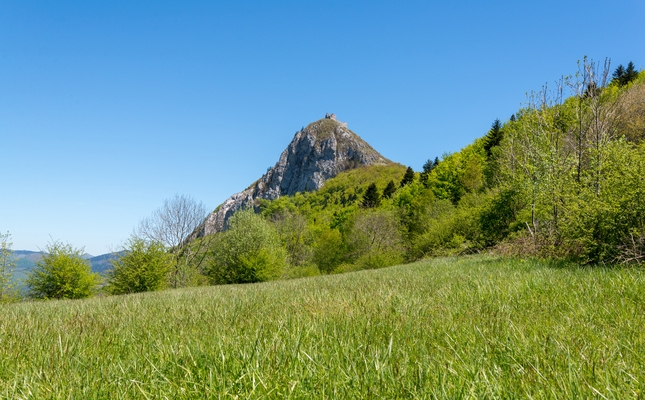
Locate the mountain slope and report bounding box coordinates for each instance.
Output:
[197,114,393,235]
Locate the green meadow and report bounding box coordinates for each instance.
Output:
[1,256,644,398]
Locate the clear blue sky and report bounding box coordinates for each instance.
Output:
[2,1,644,255]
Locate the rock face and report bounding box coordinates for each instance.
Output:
[197,115,391,236]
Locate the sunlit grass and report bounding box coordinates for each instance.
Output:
[1,256,644,398]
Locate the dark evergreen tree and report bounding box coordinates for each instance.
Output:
[400,167,415,187]
[419,172,429,187]
[510,114,516,122]
[361,183,381,208]
[420,158,437,187]
[422,159,434,173]
[383,180,397,199]
[483,119,503,158]
[613,62,639,86]
[625,61,639,85]
[612,64,626,85]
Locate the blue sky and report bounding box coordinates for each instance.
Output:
[1,1,644,255]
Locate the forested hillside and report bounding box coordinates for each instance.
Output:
[213,59,643,279]
[2,59,643,300]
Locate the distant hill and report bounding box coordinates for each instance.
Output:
[88,252,124,274]
[11,251,120,282]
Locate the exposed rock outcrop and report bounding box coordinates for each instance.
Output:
[197,115,391,236]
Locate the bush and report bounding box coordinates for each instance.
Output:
[206,209,287,284]
[313,228,347,274]
[108,238,173,295]
[26,241,100,300]
[561,141,645,264]
[479,188,524,246]
[411,194,488,259]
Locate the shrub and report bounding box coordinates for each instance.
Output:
[0,232,20,303]
[26,241,100,300]
[108,238,173,295]
[411,194,487,259]
[479,188,524,246]
[561,141,645,264]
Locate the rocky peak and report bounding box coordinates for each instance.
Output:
[197,115,391,235]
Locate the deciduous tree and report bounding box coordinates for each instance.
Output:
[312,228,346,274]
[0,232,20,303]
[206,209,286,284]
[136,194,209,288]
[347,210,404,269]
[271,209,311,266]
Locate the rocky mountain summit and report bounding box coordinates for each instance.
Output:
[197,114,392,236]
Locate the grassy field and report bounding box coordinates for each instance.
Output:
[1,256,644,398]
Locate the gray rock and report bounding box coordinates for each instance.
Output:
[197,115,391,236]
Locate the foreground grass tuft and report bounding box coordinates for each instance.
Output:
[1,256,644,398]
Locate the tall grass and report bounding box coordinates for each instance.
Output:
[1,256,644,398]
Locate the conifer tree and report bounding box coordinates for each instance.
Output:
[613,62,639,86]
[422,159,434,173]
[625,61,638,85]
[612,64,626,85]
[421,158,438,187]
[400,167,415,187]
[419,172,429,187]
[382,180,397,199]
[483,119,503,158]
[361,183,381,208]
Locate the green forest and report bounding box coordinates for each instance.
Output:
[207,59,645,284]
[2,59,644,300]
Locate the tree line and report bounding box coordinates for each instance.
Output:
[1,59,643,302]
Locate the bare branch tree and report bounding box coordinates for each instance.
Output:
[136,194,207,249]
[135,194,210,288]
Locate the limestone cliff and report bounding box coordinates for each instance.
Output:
[197,114,391,236]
